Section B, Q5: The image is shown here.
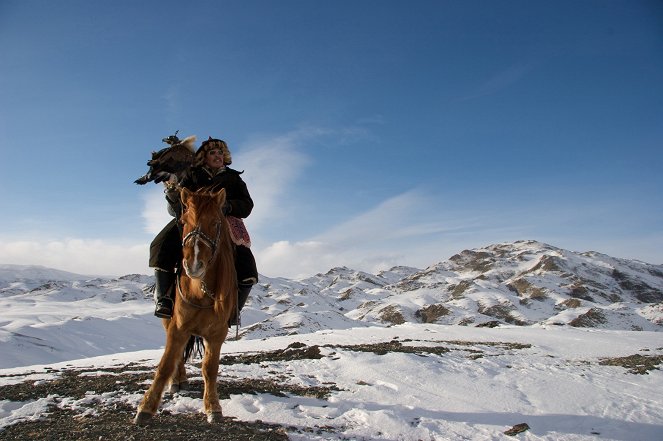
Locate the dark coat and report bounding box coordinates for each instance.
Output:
[166,166,253,219]
[150,166,258,284]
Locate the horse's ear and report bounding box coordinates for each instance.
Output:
[213,188,226,207]
[217,188,226,211]
[180,187,192,204]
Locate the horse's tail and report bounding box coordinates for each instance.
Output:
[183,335,204,362]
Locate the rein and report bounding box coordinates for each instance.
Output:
[178,220,224,309]
[176,274,216,309]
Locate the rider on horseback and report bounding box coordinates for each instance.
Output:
[149,137,258,325]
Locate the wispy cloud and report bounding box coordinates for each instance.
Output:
[234,129,316,228]
[459,62,534,101]
[140,127,319,235]
[2,187,660,278]
[253,184,662,279]
[254,190,477,278]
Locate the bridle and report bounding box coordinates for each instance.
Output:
[182,222,222,258]
[179,220,223,309]
[177,214,240,336]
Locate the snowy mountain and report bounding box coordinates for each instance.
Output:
[1,241,661,368]
[241,240,662,340]
[356,240,663,331]
[1,243,662,440]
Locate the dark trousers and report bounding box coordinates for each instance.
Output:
[149,218,258,283]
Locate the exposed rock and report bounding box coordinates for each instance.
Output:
[570,308,607,328]
[476,320,501,328]
[557,298,582,309]
[506,278,547,300]
[478,302,528,326]
[529,255,564,273]
[449,250,495,273]
[378,305,406,325]
[449,280,474,299]
[613,269,663,303]
[568,283,592,300]
[416,304,451,323]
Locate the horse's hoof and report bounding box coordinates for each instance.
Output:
[207,411,223,424]
[134,411,153,426]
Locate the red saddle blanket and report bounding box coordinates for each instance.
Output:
[227,216,251,248]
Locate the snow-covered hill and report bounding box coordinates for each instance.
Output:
[0,266,161,368]
[1,241,661,368]
[241,240,662,340]
[1,243,663,440]
[0,264,92,286]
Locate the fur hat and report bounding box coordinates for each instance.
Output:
[196,137,232,166]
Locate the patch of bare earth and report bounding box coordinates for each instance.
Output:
[599,354,663,375]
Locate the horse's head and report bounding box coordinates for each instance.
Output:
[179,187,227,279]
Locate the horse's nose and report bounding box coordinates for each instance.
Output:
[184,260,204,278]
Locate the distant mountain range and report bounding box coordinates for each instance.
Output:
[1,240,661,366]
[243,240,663,338]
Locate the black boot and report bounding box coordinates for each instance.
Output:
[154,269,176,318]
[229,283,252,326]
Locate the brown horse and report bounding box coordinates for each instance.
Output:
[135,187,237,425]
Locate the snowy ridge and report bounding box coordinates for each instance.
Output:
[240,240,662,340]
[1,241,662,368]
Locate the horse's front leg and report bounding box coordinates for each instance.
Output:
[201,336,224,423]
[161,318,188,394]
[134,327,190,425]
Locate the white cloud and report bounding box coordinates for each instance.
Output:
[0,238,150,277]
[3,187,661,280]
[142,186,173,235]
[234,129,316,228]
[459,62,534,101]
[257,237,412,279]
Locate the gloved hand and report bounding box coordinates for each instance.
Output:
[163,175,181,217]
[163,174,178,190]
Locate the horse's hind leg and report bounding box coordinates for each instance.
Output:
[169,357,188,393]
[201,337,224,423]
[134,330,190,425]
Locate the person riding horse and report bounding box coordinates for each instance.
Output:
[149,137,258,324]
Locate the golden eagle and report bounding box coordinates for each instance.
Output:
[134,132,196,185]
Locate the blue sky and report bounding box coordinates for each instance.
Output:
[1,0,661,278]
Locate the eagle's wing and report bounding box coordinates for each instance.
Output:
[135,135,196,185]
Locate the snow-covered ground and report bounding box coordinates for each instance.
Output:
[1,324,662,440]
